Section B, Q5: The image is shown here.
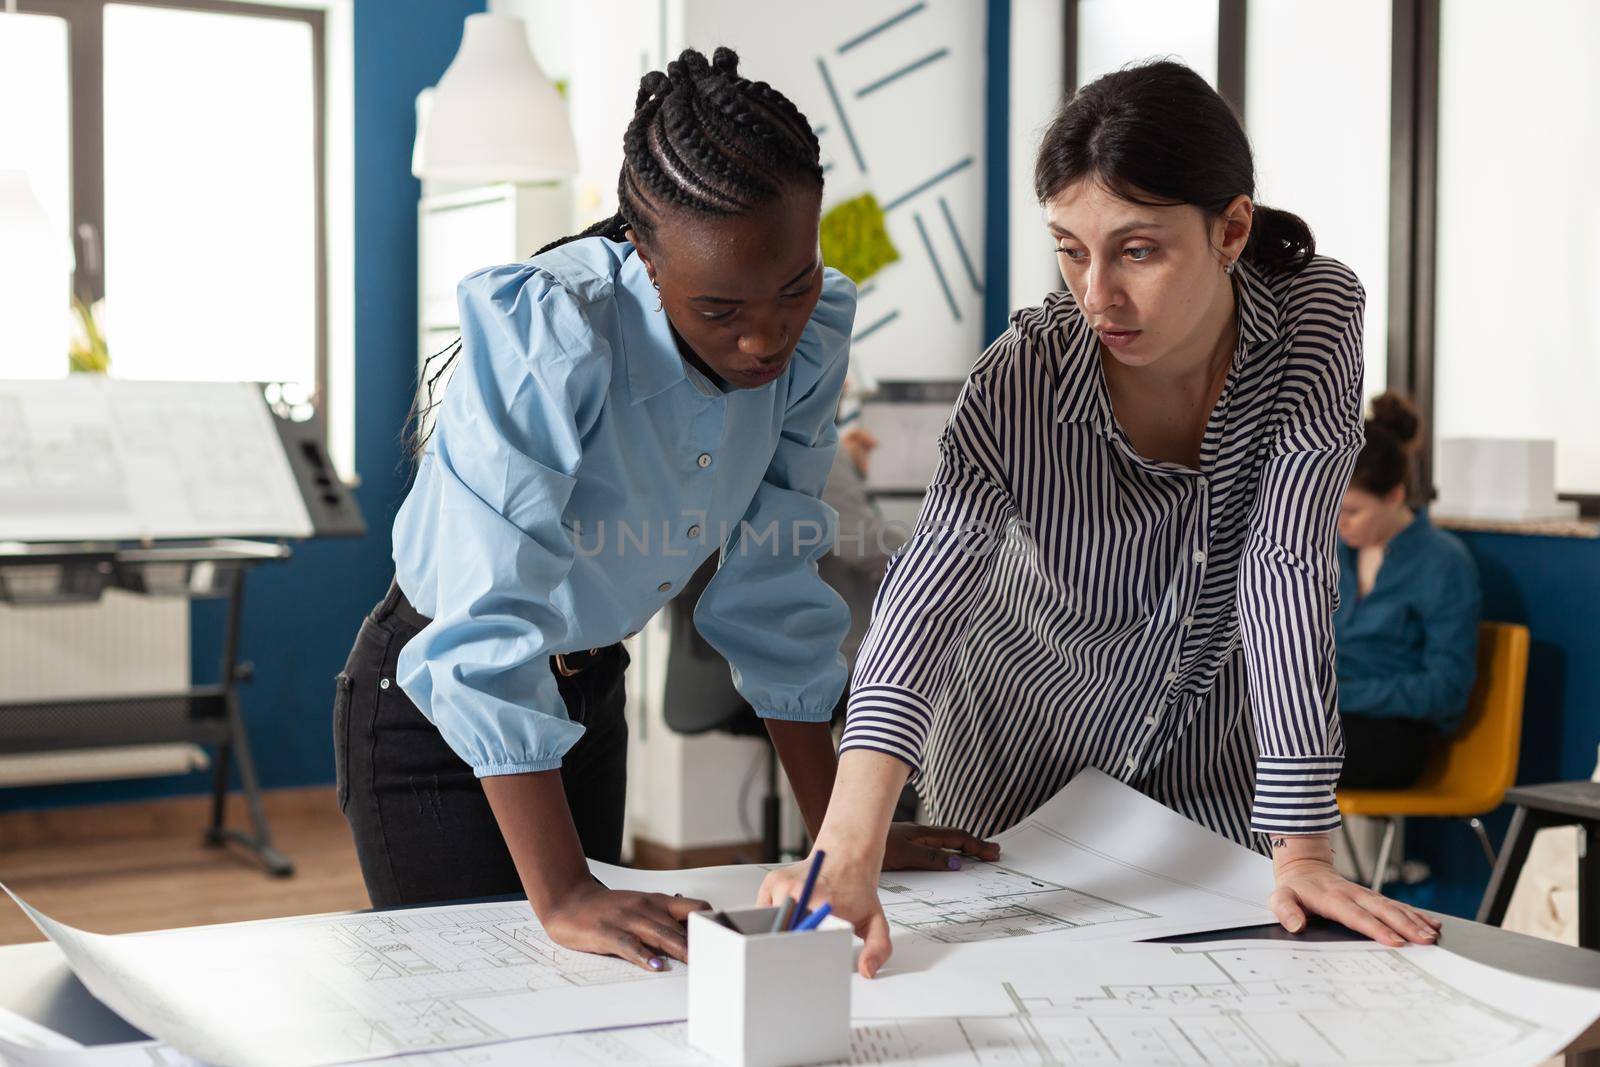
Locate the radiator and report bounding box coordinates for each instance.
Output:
[0,591,198,786]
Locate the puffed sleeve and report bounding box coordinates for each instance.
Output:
[394,262,612,776]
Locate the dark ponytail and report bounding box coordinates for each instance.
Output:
[1350,391,1423,497]
[1032,59,1314,276]
[405,45,823,459]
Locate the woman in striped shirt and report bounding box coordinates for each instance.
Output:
[762,60,1441,975]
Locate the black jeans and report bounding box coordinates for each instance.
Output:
[1340,714,1436,790]
[334,580,629,908]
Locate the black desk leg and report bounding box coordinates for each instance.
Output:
[1580,822,1599,951]
[201,572,295,878]
[1477,806,1556,927]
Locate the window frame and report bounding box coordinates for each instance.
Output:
[1057,0,1596,514]
[15,0,330,417]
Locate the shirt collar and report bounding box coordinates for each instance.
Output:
[615,247,692,405]
[1049,257,1282,426]
[1232,257,1281,351]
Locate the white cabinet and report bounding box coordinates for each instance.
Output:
[416,182,571,374]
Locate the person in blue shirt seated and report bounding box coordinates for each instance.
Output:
[1334,391,1481,790]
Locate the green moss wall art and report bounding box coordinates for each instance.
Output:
[819,192,900,285]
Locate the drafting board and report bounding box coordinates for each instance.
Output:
[0,379,318,542]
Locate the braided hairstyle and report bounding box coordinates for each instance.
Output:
[407,46,823,457]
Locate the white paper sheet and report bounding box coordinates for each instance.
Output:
[597,768,1277,959]
[0,1007,81,1051]
[0,890,686,1067]
[20,773,1590,1067]
[13,938,1596,1066]
[0,1037,194,1067]
[852,937,1600,1067]
[0,378,313,542]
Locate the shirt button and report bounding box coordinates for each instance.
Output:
[1181,615,1195,628]
[1164,671,1177,684]
[697,453,713,469]
[380,678,391,690]
[1192,550,1207,565]
[1144,714,1157,727]
[658,581,672,593]
[1125,755,1138,771]
[687,524,702,539]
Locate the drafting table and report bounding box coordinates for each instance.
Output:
[0,381,364,876]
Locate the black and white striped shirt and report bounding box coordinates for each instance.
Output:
[839,256,1364,848]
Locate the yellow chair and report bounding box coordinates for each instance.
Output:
[1337,621,1531,891]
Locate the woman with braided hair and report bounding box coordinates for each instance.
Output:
[334,47,993,970]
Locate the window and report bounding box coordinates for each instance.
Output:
[5,0,326,408]
[1076,0,1220,88]
[1246,0,1392,401]
[1433,0,1600,495]
[0,12,72,378]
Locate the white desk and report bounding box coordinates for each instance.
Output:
[3,908,1599,1061]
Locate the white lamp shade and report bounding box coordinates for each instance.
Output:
[412,14,579,184]
[0,169,70,378]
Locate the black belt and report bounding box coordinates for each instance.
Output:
[381,580,610,678]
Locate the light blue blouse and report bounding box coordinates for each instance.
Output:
[392,237,856,777]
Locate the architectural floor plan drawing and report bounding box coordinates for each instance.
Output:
[598,769,1278,957]
[8,773,1596,1067]
[0,379,313,543]
[852,938,1600,1067]
[1000,943,1542,1065]
[876,857,1152,940]
[5,928,1600,1066]
[876,859,1153,943]
[1,890,689,1067]
[12,936,1598,1067]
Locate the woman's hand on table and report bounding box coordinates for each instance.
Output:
[881,822,1000,871]
[1268,834,1441,946]
[540,881,711,971]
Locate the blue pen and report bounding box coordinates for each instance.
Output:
[794,902,833,931]
[790,850,826,930]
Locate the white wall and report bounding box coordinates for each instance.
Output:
[680,0,988,381]
[1247,0,1390,401]
[1433,0,1600,494]
[1008,0,1067,314]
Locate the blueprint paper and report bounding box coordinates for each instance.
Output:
[0,378,313,542]
[851,937,1600,1067]
[0,889,686,1067]
[11,938,1597,1066]
[598,768,1277,957]
[34,771,1588,1067]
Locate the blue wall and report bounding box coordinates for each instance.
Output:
[0,0,485,814]
[983,0,1011,345]
[1397,532,1600,918]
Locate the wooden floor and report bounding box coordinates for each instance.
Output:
[0,787,371,945]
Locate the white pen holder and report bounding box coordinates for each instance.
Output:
[687,905,853,1067]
